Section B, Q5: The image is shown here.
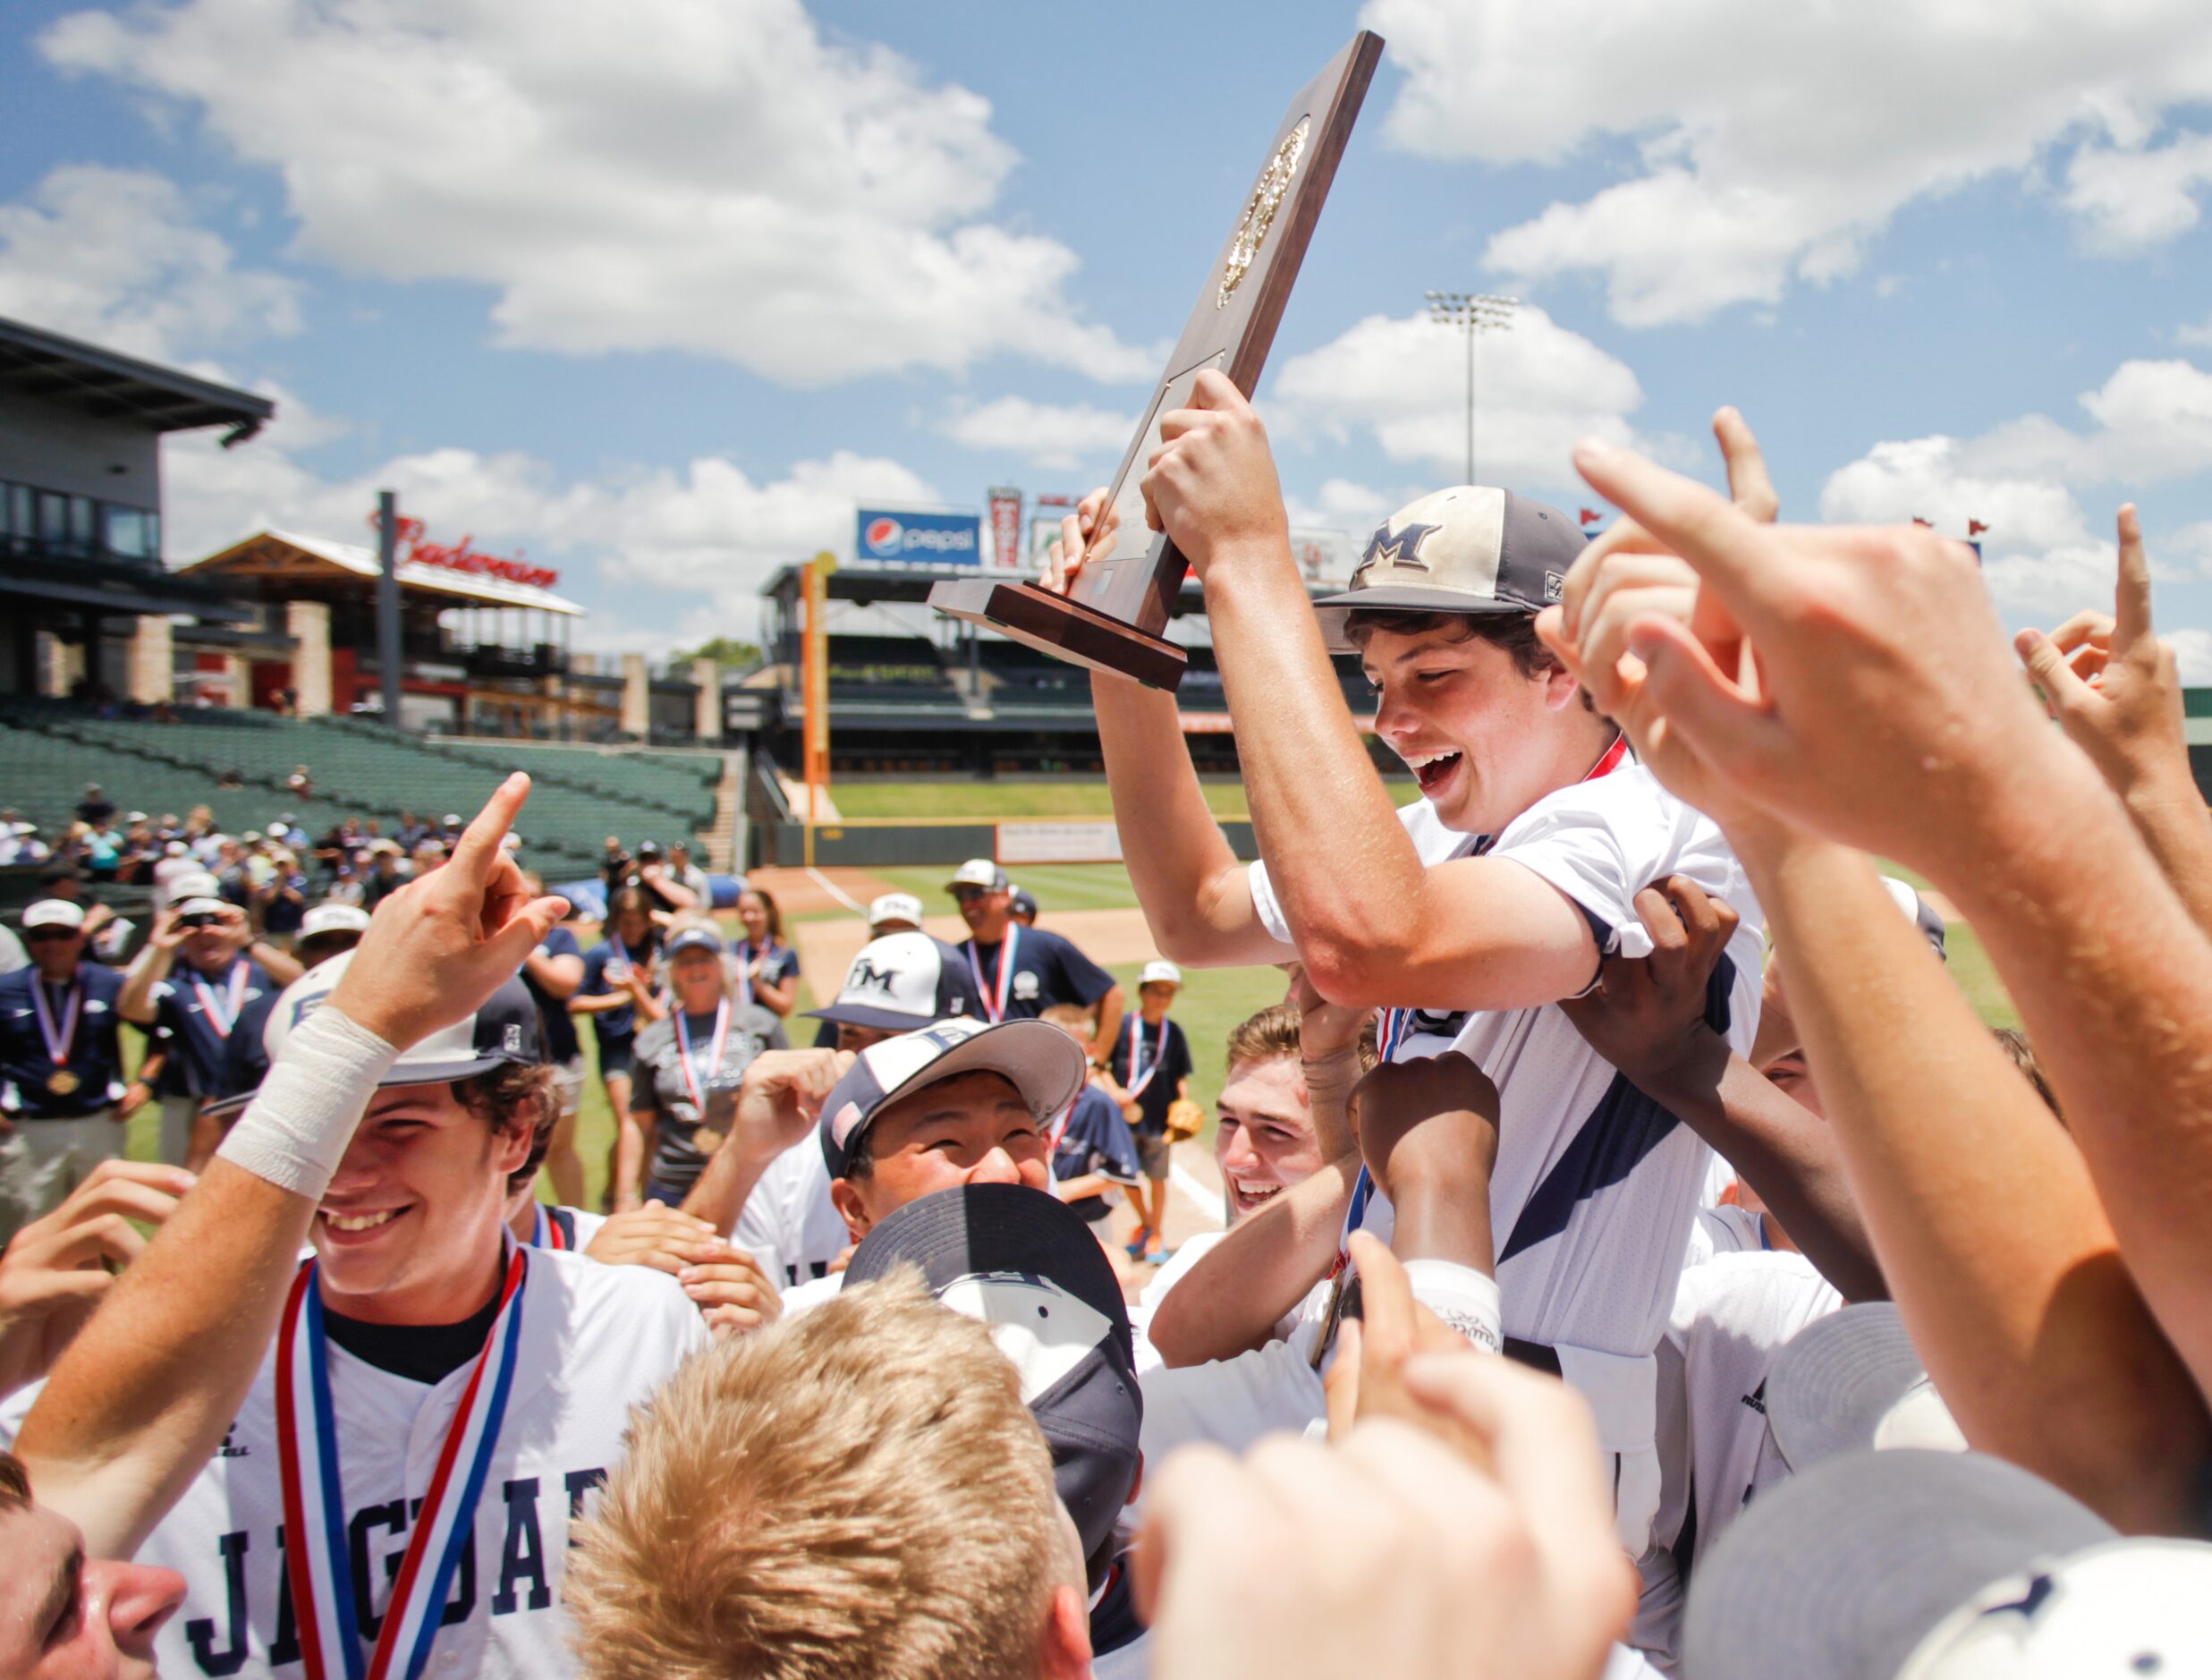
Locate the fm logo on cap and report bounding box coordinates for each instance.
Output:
[848,957,904,994]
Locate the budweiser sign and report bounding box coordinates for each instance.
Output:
[365,512,561,590]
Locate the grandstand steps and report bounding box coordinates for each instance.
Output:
[703,751,742,872]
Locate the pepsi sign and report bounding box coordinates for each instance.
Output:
[855,507,983,565]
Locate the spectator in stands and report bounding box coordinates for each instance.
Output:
[285,763,312,797]
[0,901,137,1244]
[666,837,713,906]
[72,785,113,827]
[118,888,302,1167]
[326,861,365,907]
[599,834,631,895]
[259,851,309,951]
[362,841,408,910]
[394,807,430,852]
[622,841,693,916]
[518,870,589,1208]
[0,819,47,866]
[575,886,666,1210]
[734,887,800,1017]
[78,818,123,884]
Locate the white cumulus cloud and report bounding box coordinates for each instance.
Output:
[1267,305,1657,496]
[1820,357,2212,621]
[41,0,1148,386]
[160,415,934,649]
[1362,0,2212,324]
[0,164,300,361]
[943,396,1136,471]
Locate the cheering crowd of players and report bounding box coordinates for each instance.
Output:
[4,393,2212,1678]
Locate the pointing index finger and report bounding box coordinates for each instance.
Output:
[448,773,531,879]
[2112,504,2153,649]
[1713,407,1779,522]
[1573,438,1787,625]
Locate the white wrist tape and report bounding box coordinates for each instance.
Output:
[216,1006,398,1199]
[1402,1258,1503,1355]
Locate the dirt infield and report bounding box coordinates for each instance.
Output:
[790,903,1170,996]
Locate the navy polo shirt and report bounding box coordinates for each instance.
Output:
[955,926,1115,1021]
[579,937,657,1044]
[148,955,275,1099]
[0,962,128,1117]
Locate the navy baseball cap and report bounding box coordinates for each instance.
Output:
[1314,485,1587,652]
[1009,887,1039,920]
[806,931,982,1032]
[845,1183,1142,1576]
[818,1017,1084,1178]
[664,924,725,962]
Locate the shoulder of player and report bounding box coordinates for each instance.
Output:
[1670,1247,1833,1332]
[529,1246,700,1354]
[780,1271,844,1319]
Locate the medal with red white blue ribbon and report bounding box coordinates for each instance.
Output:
[530,1204,570,1251]
[963,924,1021,1023]
[674,997,731,1115]
[30,975,82,1094]
[191,961,250,1039]
[275,1246,530,1680]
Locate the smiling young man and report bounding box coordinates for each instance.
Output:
[14,777,709,1679]
[1047,380,1767,1551]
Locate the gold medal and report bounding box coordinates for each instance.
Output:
[691,1126,725,1155]
[46,1069,80,1096]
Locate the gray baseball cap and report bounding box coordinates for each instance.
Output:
[1313,485,1587,653]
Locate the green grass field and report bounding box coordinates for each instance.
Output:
[827,778,1420,820]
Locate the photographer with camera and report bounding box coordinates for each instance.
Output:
[118,880,302,1167]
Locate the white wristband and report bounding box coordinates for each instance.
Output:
[1402,1258,1503,1355]
[216,1006,398,1199]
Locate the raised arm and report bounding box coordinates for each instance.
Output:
[678,1049,850,1237]
[1737,819,2210,1534]
[2014,505,2212,938]
[16,777,565,1558]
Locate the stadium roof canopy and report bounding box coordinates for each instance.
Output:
[184,530,587,616]
[0,315,273,441]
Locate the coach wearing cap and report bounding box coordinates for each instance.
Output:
[945,860,1122,1063]
[0,900,136,1241]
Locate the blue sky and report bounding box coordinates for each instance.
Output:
[4,0,2212,663]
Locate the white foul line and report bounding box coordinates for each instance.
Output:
[805,866,867,914]
[1170,1158,1225,1229]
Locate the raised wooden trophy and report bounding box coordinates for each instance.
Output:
[928,30,1384,692]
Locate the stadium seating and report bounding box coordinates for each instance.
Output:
[0,701,725,878]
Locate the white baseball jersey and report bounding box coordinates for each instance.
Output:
[137,1250,707,1678]
[1250,768,1767,1359]
[1633,1249,1841,1667]
[1681,1202,1767,1270]
[734,1140,851,1290]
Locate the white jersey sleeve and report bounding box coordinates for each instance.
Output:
[1680,1203,1767,1270]
[733,1140,851,1290]
[1487,764,1762,963]
[1135,1325,1328,1481]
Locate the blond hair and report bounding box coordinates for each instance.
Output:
[566,1272,1067,1679]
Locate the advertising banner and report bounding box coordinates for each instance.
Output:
[987,488,1022,571]
[855,507,984,564]
[996,820,1124,865]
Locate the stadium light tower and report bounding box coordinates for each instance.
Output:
[1425,291,1518,485]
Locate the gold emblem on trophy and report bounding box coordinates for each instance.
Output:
[1218,115,1310,309]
